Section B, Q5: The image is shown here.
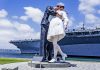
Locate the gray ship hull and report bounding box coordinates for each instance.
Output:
[10,37,100,57]
[61,44,100,57]
[10,29,100,57]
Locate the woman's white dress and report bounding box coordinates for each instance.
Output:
[47,10,69,42]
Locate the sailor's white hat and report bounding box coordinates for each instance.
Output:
[57,2,64,6]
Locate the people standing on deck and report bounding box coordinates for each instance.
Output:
[47,2,69,62]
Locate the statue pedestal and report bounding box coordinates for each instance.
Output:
[28,61,71,68]
[32,56,43,62]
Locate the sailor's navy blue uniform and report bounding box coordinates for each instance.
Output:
[40,6,57,61]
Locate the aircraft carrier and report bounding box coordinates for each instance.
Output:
[10,28,100,57]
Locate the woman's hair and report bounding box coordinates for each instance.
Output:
[61,6,64,9]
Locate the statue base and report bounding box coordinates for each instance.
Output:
[28,61,71,68]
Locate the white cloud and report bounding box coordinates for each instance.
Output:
[85,14,100,24]
[79,3,95,14]
[75,22,84,29]
[20,16,28,21]
[0,18,40,49]
[21,7,43,23]
[0,9,8,18]
[0,6,43,50]
[14,22,34,32]
[0,7,42,49]
[67,16,75,29]
[0,19,13,28]
[0,30,15,42]
[0,19,40,40]
[79,0,100,14]
[78,0,100,29]
[0,41,18,49]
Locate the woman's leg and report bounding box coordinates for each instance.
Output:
[49,36,58,62]
[52,36,66,58]
[57,44,67,60]
[55,36,67,61]
[49,36,67,62]
[52,37,58,59]
[57,44,65,55]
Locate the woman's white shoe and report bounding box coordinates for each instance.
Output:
[49,58,56,63]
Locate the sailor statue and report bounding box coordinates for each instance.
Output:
[40,6,57,62]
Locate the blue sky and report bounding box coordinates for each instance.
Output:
[0,0,100,49]
[0,0,83,31]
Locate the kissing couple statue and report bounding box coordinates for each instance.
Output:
[41,2,69,63]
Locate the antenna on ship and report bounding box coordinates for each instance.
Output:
[83,23,85,30]
[81,23,85,30]
[81,20,85,30]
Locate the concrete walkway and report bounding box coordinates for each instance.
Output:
[0,61,100,70]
